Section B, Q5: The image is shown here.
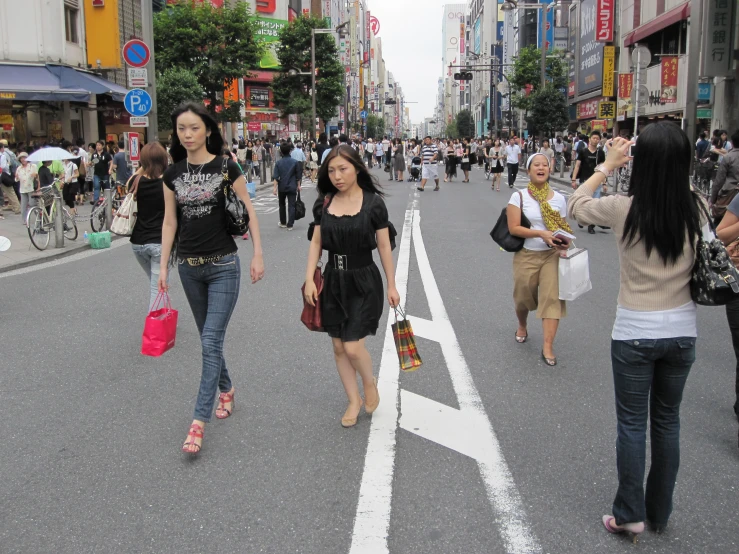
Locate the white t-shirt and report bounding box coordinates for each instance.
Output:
[375,143,383,155]
[554,141,564,153]
[505,144,521,165]
[381,139,391,153]
[63,162,78,183]
[508,189,568,251]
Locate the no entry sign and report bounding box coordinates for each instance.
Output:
[123,39,150,68]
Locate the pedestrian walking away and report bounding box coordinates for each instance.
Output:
[158,102,265,456]
[507,153,571,366]
[130,142,169,311]
[393,138,406,181]
[568,126,705,541]
[506,137,521,188]
[273,142,302,230]
[303,145,400,428]
[417,136,440,191]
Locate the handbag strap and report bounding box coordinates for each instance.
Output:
[128,173,142,201]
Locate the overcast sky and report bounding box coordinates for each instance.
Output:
[369,0,447,124]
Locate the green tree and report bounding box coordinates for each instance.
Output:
[155,68,204,133]
[153,1,262,121]
[271,16,345,136]
[455,109,475,138]
[527,84,570,140]
[445,121,459,139]
[509,46,568,113]
[365,114,385,140]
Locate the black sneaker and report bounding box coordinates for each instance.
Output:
[416,186,424,191]
[588,225,596,234]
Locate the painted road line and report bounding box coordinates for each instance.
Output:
[0,239,129,280]
[410,210,540,553]
[349,207,413,554]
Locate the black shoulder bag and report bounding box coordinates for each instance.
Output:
[691,197,739,306]
[490,190,531,252]
[222,159,250,235]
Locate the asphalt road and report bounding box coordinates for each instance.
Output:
[1,163,737,554]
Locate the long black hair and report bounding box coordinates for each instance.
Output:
[169,102,225,163]
[317,145,385,197]
[622,121,701,265]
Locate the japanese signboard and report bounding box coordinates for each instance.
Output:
[618,73,634,113]
[474,17,481,55]
[568,4,577,97]
[249,87,270,108]
[577,97,601,119]
[702,0,735,76]
[591,119,608,133]
[660,56,678,104]
[602,46,615,97]
[366,10,371,59]
[254,18,288,69]
[578,0,605,95]
[596,0,614,42]
[597,101,616,119]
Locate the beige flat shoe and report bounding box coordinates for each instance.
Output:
[365,377,380,414]
[341,399,364,428]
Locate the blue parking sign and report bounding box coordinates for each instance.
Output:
[360,110,367,119]
[124,89,152,116]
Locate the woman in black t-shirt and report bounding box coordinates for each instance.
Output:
[130,142,169,310]
[159,103,264,455]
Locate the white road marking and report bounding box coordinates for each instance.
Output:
[0,238,129,279]
[350,199,540,553]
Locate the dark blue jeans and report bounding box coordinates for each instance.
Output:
[178,254,241,422]
[610,337,696,527]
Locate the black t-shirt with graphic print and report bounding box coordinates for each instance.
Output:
[163,157,242,259]
[90,151,112,177]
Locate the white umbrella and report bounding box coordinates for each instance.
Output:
[26,147,77,163]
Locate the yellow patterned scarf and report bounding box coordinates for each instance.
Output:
[527,182,573,233]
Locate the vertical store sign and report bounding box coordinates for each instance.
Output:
[596,0,614,42]
[365,10,371,63]
[474,17,481,55]
[702,0,735,77]
[568,3,577,97]
[602,45,615,97]
[618,73,634,114]
[660,56,678,103]
[84,0,121,69]
[540,0,554,51]
[578,0,605,95]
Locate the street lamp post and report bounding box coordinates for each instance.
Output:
[311,22,349,141]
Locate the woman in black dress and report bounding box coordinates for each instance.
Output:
[303,145,400,428]
[460,138,471,182]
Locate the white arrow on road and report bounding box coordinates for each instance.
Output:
[349,203,541,554]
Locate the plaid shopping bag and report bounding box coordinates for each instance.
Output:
[391,307,422,372]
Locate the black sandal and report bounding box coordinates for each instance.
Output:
[515,331,528,344]
[541,351,557,366]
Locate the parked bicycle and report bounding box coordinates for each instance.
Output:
[90,180,126,232]
[26,182,78,250]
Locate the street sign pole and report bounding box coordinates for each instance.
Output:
[634,47,640,138]
[141,0,159,141]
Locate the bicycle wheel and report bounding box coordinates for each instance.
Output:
[63,208,78,240]
[90,200,106,232]
[27,207,50,250]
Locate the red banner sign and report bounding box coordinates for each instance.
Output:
[366,10,371,48]
[661,56,678,103]
[577,97,601,120]
[618,73,633,98]
[596,0,614,42]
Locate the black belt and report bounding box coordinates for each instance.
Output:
[327,251,373,271]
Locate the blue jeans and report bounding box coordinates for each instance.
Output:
[610,337,696,527]
[132,243,165,311]
[93,175,110,203]
[178,254,241,422]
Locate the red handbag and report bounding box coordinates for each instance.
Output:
[301,195,331,331]
[141,292,178,357]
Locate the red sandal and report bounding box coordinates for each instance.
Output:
[215,391,235,419]
[182,423,204,455]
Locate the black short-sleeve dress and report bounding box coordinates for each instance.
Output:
[313,190,389,342]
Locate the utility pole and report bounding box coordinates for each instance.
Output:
[490,46,496,140]
[311,30,317,141]
[141,0,159,142]
[684,0,703,145]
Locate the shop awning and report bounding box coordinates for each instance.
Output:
[0,64,90,102]
[623,4,690,47]
[47,65,129,102]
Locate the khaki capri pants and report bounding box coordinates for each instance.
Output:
[512,248,566,319]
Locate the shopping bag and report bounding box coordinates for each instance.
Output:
[110,193,137,235]
[141,292,178,357]
[558,247,592,301]
[391,307,422,372]
[295,190,306,221]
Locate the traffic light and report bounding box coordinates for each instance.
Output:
[454,72,473,81]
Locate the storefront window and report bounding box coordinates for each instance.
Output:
[643,22,687,67]
[65,6,79,44]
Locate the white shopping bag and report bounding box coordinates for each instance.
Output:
[558,247,592,301]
